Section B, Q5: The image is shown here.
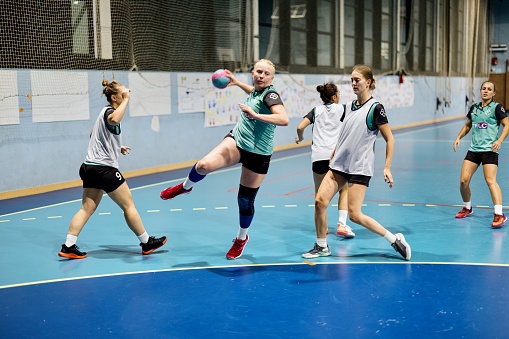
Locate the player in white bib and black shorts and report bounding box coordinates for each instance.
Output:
[58,79,167,259]
[295,83,353,238]
[302,64,411,261]
[453,81,509,228]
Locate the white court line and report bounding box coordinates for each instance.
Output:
[2,260,509,290]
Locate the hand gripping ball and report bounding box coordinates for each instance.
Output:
[212,69,231,89]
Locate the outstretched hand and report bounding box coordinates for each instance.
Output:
[121,146,131,155]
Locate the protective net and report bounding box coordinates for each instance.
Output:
[0,0,248,72]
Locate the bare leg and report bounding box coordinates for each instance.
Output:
[67,188,103,236]
[314,171,343,239]
[483,163,502,205]
[195,137,241,175]
[108,182,145,236]
[459,160,479,203]
[347,183,387,236]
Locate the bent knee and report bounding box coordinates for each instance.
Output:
[195,160,212,174]
[314,197,329,210]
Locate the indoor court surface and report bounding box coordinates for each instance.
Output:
[2,119,509,338]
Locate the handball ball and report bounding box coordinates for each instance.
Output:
[212,69,231,89]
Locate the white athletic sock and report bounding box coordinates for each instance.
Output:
[495,205,503,215]
[338,210,348,225]
[137,231,149,244]
[65,234,78,247]
[384,231,397,244]
[464,201,472,209]
[316,238,327,248]
[183,179,194,190]
[237,227,248,240]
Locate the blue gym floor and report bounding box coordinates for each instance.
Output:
[1,120,509,338]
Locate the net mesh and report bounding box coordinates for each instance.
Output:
[0,0,248,72]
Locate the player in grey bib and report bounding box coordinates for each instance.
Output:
[302,65,411,261]
[58,79,166,259]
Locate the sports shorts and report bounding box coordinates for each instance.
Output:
[312,160,330,175]
[79,163,125,193]
[464,150,498,166]
[225,131,271,174]
[330,168,371,187]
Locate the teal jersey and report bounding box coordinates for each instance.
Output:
[232,85,283,155]
[467,101,506,152]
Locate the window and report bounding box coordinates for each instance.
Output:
[71,0,90,55]
[317,0,335,66]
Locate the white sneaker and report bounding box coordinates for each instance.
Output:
[391,233,411,260]
[302,243,331,259]
[336,223,355,238]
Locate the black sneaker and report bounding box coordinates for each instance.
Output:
[140,236,167,255]
[58,244,88,259]
[302,243,331,259]
[391,233,411,260]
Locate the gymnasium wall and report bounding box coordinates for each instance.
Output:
[0,71,483,197]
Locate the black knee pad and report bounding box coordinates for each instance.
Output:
[237,184,259,216]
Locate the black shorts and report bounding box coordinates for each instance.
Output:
[330,168,371,187]
[312,160,330,175]
[464,150,498,166]
[225,131,271,174]
[79,163,125,193]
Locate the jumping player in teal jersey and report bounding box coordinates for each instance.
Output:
[160,59,289,259]
[453,81,509,228]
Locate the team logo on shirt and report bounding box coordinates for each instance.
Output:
[269,93,279,100]
[477,122,488,129]
[379,108,386,117]
[502,107,506,114]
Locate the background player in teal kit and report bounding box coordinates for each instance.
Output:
[453,81,509,228]
[160,59,289,259]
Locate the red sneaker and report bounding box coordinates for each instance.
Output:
[492,213,507,228]
[226,235,249,259]
[160,182,192,200]
[455,207,473,218]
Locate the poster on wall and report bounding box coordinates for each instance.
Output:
[128,72,171,117]
[273,74,322,119]
[31,71,89,123]
[373,76,414,108]
[177,73,211,113]
[325,74,414,108]
[0,70,20,125]
[203,73,415,127]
